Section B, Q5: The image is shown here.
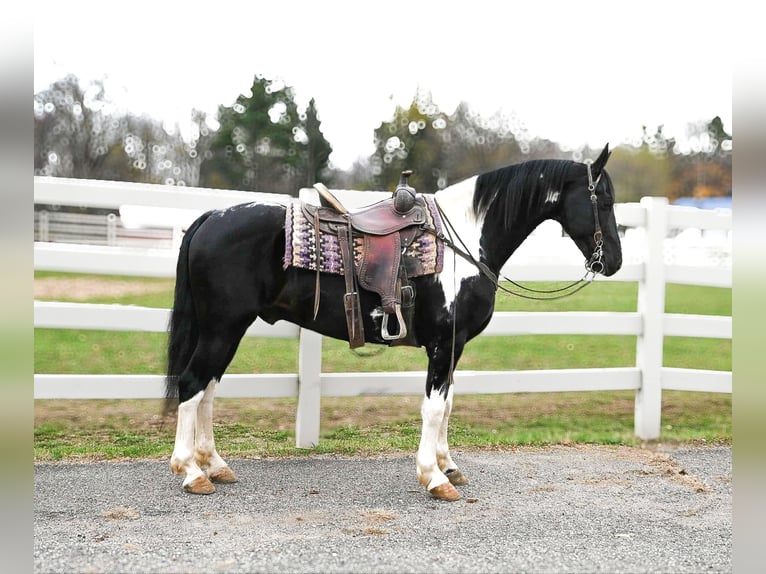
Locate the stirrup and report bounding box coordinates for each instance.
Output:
[381,304,407,340]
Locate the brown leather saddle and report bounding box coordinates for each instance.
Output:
[304,171,429,348]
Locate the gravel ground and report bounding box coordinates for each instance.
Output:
[34,445,731,573]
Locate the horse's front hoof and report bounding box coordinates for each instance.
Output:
[209,466,239,484]
[429,482,461,501]
[445,468,468,486]
[183,475,216,495]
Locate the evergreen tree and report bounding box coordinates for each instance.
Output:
[200,75,332,195]
[300,98,333,187]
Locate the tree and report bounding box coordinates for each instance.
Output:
[606,144,673,203]
[370,89,450,192]
[443,103,528,185]
[369,92,549,193]
[33,74,190,185]
[200,75,333,195]
[665,117,732,201]
[160,109,217,188]
[34,75,137,181]
[703,116,732,158]
[604,118,732,203]
[330,156,377,190]
[299,98,333,187]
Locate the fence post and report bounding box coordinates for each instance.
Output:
[295,328,322,448]
[106,213,118,246]
[634,196,668,440]
[38,210,50,242]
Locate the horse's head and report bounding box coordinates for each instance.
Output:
[557,144,622,277]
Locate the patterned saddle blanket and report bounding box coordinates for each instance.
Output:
[283,194,444,278]
[283,193,444,347]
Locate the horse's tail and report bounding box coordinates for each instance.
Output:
[164,211,214,416]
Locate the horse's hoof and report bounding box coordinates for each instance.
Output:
[209,467,239,484]
[429,482,461,501]
[445,468,469,486]
[183,475,216,495]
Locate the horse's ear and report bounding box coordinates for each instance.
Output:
[592,144,611,174]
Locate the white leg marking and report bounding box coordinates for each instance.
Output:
[436,385,458,472]
[170,389,206,487]
[194,380,229,474]
[416,392,450,491]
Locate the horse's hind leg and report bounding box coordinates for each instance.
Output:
[195,381,238,484]
[171,386,215,494]
[171,329,247,494]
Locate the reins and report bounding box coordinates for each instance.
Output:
[432,161,606,301]
[351,161,607,359]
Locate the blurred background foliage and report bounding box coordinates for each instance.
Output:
[34,73,731,202]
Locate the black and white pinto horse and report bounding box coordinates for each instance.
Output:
[165,144,622,501]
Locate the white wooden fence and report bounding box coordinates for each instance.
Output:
[33,176,732,444]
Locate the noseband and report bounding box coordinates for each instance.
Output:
[585,161,605,275]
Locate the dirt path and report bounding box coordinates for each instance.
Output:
[34,276,172,300]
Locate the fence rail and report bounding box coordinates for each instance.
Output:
[33,177,732,444]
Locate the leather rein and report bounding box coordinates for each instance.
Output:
[433,162,606,301]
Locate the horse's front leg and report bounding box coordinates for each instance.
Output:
[417,388,460,501]
[416,344,466,501]
[195,380,238,485]
[437,385,468,486]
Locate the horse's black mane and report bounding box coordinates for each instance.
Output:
[472,159,578,230]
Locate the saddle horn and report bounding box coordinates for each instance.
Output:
[393,170,417,214]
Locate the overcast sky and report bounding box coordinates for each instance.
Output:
[34,1,733,169]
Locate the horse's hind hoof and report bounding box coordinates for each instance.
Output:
[445,468,469,486]
[209,467,239,484]
[429,482,461,501]
[184,475,216,495]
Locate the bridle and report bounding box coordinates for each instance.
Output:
[433,160,607,301]
[431,161,608,374]
[584,160,605,276]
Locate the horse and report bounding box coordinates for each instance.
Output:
[165,144,622,501]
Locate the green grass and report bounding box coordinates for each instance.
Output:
[33,273,731,460]
[33,391,731,462]
[34,275,731,374]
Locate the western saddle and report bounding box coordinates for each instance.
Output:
[303,171,429,348]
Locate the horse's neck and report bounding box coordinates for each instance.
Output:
[434,177,483,260]
[483,213,545,274]
[435,177,544,274]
